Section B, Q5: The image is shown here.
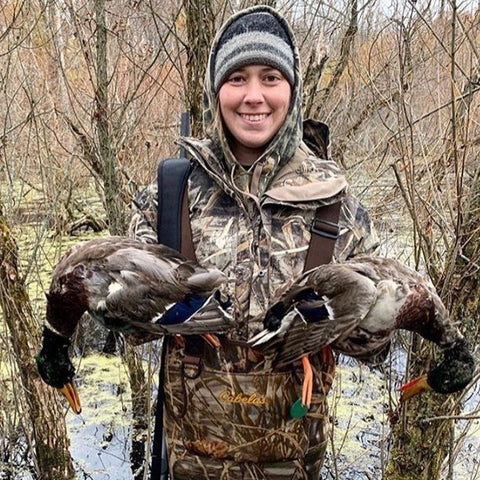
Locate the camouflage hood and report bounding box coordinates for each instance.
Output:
[178,5,347,205]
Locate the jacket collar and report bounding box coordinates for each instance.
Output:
[178,134,347,207]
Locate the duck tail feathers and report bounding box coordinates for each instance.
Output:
[248,329,278,347]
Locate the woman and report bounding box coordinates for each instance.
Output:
[129,5,377,479]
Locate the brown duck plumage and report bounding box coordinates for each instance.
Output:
[36,236,231,413]
[249,255,475,407]
[45,236,231,342]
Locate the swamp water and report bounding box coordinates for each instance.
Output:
[3,220,478,479]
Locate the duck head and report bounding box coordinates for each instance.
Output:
[263,301,288,331]
[400,340,475,401]
[35,326,82,414]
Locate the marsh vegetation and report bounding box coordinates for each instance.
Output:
[1,1,479,479]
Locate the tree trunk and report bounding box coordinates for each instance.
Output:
[387,374,458,479]
[386,10,480,475]
[0,207,76,479]
[123,344,149,480]
[94,0,128,236]
[386,194,479,479]
[184,0,215,136]
[90,3,151,475]
[314,0,358,113]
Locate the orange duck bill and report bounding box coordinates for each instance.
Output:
[59,381,82,414]
[399,375,432,401]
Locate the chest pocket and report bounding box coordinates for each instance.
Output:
[189,191,240,273]
[164,341,333,465]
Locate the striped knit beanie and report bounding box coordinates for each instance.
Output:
[213,9,295,93]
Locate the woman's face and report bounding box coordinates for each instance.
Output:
[218,65,291,166]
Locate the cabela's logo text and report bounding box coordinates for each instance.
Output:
[218,389,267,406]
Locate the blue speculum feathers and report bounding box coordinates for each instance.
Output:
[249,255,475,406]
[157,295,208,325]
[36,237,475,417]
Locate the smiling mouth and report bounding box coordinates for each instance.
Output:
[239,113,269,122]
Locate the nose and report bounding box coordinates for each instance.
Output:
[243,78,264,104]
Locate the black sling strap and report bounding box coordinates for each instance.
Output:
[150,335,169,480]
[157,157,193,256]
[151,157,192,480]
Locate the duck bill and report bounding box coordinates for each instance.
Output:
[59,382,82,414]
[399,374,432,401]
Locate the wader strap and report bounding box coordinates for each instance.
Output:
[153,112,191,480]
[304,201,342,271]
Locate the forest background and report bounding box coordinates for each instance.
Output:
[0,0,479,479]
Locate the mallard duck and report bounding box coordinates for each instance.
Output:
[35,236,231,414]
[249,255,475,409]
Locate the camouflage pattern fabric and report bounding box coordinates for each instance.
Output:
[129,138,377,479]
[164,340,334,480]
[128,6,378,479]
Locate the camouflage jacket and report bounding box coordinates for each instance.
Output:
[130,131,377,339]
[129,129,377,480]
[128,6,377,479]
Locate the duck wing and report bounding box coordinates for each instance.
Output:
[330,256,474,399]
[47,236,231,343]
[249,263,379,368]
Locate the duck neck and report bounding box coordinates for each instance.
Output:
[46,292,87,338]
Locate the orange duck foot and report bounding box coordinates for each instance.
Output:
[319,345,335,395]
[289,356,313,419]
[302,355,313,408]
[203,333,221,348]
[174,334,186,347]
[174,333,220,348]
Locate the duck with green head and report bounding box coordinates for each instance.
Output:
[249,255,475,410]
[35,236,232,413]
